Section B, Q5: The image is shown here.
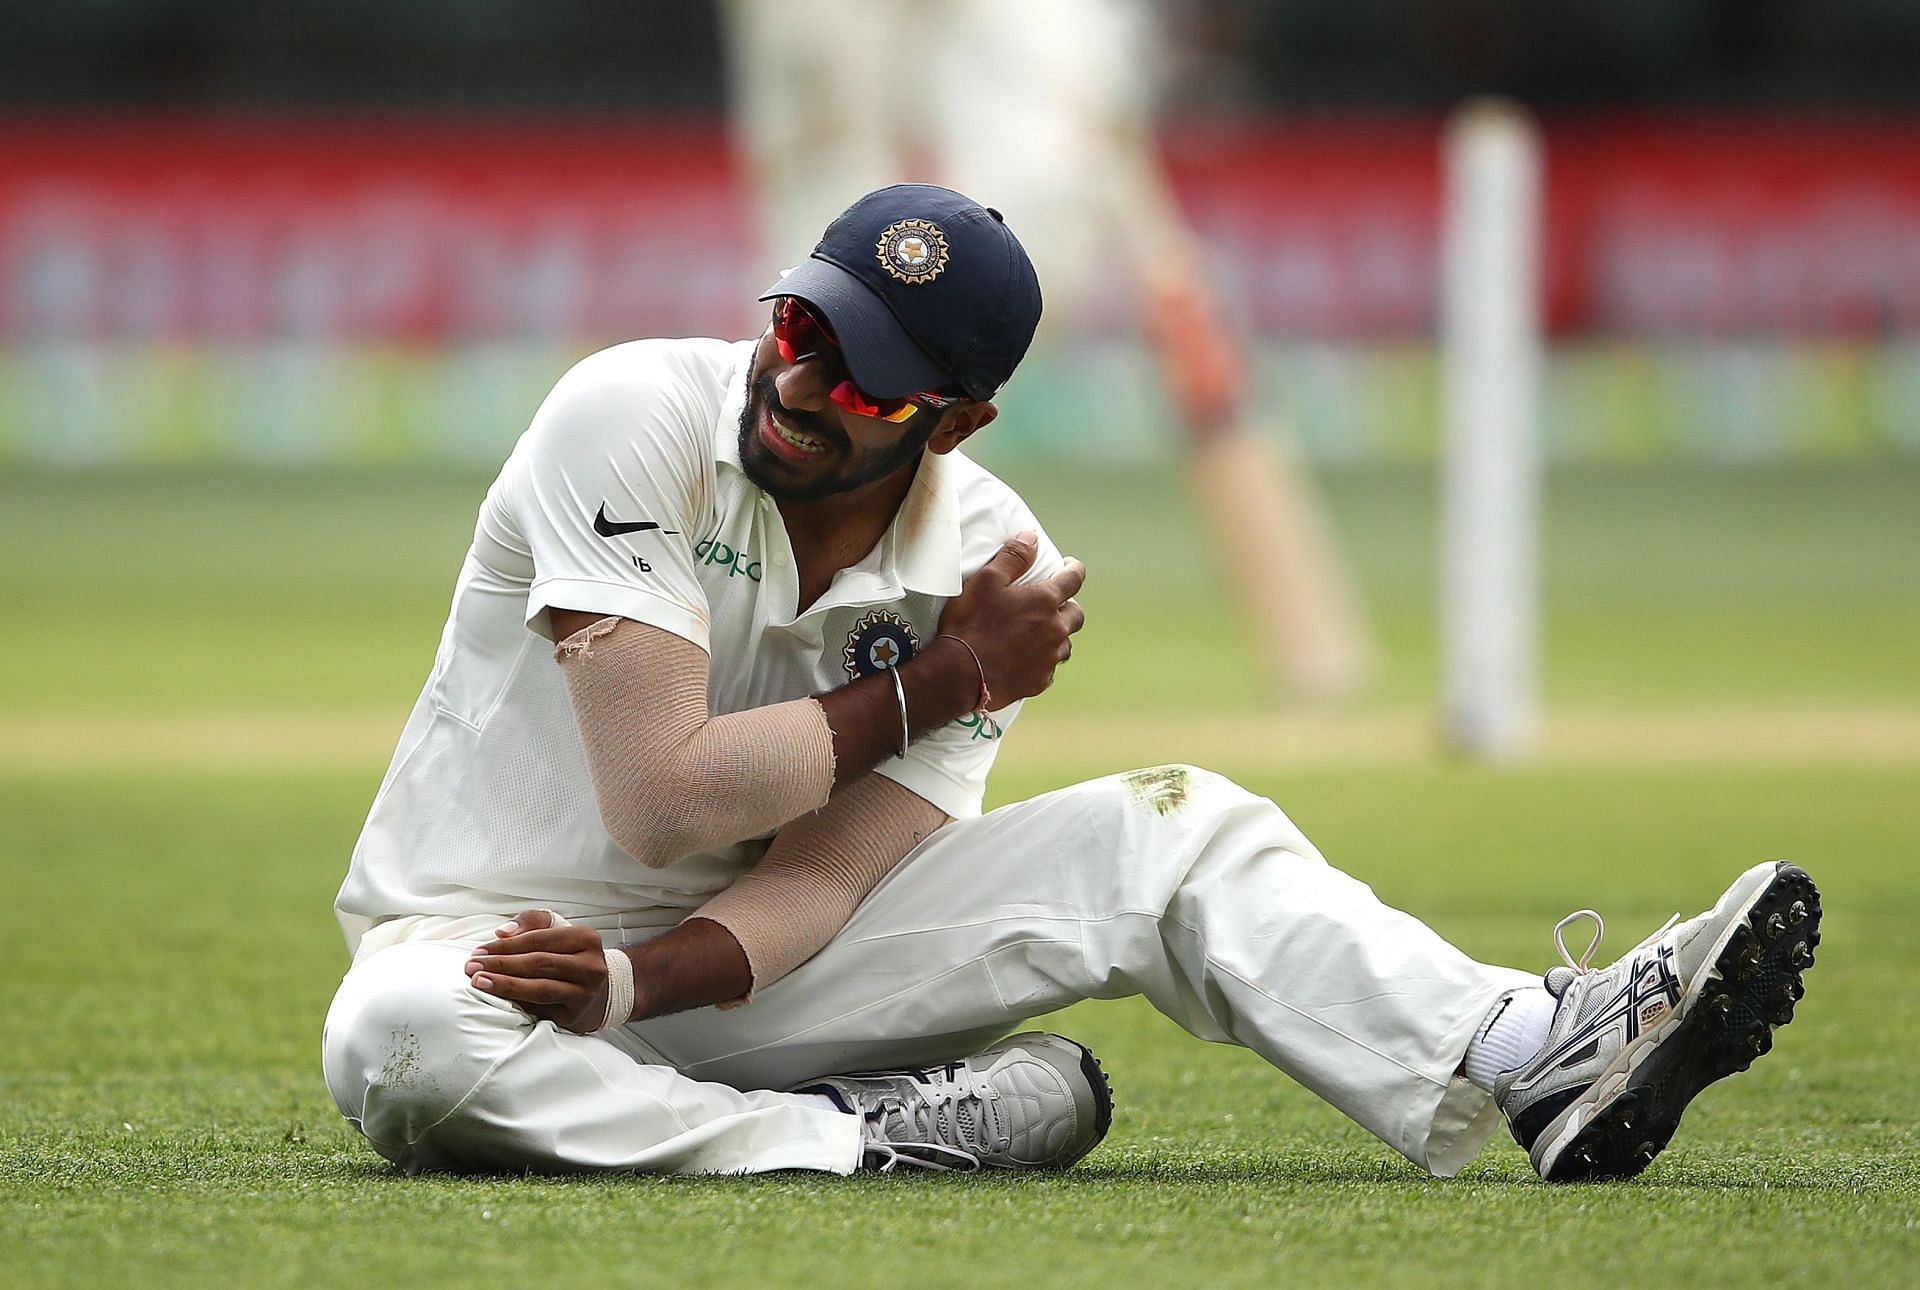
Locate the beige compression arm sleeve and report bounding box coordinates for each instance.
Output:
[693,772,948,997]
[555,616,836,869]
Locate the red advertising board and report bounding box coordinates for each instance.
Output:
[3,113,1918,342]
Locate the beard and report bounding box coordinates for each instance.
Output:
[735,368,936,503]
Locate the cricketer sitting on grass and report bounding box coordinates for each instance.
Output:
[322,184,1821,1181]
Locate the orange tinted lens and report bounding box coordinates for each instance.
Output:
[772,304,798,361]
[826,380,903,419]
[781,300,921,422]
[773,299,831,360]
[827,381,921,422]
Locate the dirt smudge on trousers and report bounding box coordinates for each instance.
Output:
[379,1027,425,1090]
[1123,765,1192,816]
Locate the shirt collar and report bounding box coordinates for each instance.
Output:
[713,340,752,477]
[711,340,963,601]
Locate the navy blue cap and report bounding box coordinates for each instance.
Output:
[759,184,1043,403]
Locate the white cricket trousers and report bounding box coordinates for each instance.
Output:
[322,766,1535,1177]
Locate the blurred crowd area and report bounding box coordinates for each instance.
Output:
[3,0,1919,466]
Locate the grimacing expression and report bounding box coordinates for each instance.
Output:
[735,329,943,503]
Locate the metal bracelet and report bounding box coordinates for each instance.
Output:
[889,663,910,758]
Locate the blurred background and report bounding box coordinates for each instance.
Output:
[1,0,1916,767]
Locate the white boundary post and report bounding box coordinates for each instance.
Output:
[1440,100,1542,759]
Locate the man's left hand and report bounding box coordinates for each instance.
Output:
[465,909,614,1034]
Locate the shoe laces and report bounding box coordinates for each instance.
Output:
[1552,907,1681,976]
[860,1139,982,1173]
[1553,909,1606,973]
[858,1064,1007,1172]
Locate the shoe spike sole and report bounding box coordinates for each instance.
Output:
[1544,862,1821,1183]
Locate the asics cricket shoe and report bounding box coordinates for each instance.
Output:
[793,1032,1113,1173]
[1495,860,1821,1182]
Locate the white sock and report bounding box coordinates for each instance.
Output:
[795,1091,853,1115]
[1462,987,1557,1093]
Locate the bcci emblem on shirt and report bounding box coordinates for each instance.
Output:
[842,609,921,679]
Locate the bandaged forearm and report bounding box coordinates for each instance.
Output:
[556,617,835,869]
[692,772,947,995]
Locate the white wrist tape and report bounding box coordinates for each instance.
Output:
[599,943,636,1032]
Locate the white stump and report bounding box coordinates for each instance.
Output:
[1440,100,1542,759]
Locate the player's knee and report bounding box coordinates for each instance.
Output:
[1109,764,1254,828]
[322,943,521,1163]
[1084,764,1264,892]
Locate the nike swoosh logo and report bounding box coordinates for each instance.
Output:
[593,503,676,538]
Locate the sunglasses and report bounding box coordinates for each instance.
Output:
[771,298,964,424]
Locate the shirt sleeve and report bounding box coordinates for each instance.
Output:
[507,344,715,650]
[874,525,1067,819]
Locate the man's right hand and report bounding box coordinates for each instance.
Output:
[935,531,1087,704]
[466,910,616,1033]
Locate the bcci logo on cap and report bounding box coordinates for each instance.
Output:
[876,219,949,285]
[843,609,921,679]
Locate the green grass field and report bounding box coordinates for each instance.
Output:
[3,462,1917,1286]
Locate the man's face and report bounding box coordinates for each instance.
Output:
[736,327,945,504]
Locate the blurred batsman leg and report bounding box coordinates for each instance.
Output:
[722,0,904,313]
[637,767,1536,1178]
[930,0,1375,700]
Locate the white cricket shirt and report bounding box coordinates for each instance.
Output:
[334,338,1060,953]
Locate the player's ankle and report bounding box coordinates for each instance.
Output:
[1462,987,1556,1093]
